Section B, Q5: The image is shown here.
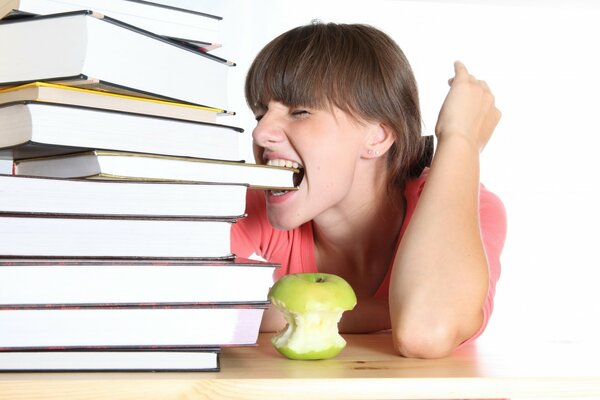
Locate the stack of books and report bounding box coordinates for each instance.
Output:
[0,2,295,372]
[0,0,224,51]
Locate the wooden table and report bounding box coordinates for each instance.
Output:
[1,332,599,399]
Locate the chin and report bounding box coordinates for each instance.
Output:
[267,213,306,232]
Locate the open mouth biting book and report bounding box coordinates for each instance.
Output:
[13,150,301,190]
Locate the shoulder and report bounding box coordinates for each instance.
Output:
[406,168,505,214]
[231,190,315,276]
[479,183,507,225]
[233,189,271,239]
[245,188,267,215]
[404,168,429,199]
[405,168,507,237]
[478,183,508,261]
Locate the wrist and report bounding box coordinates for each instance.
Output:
[435,132,482,156]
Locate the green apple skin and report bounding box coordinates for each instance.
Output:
[268,273,357,313]
[268,273,357,360]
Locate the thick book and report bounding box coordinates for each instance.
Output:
[0,213,234,258]
[0,303,267,348]
[0,174,247,218]
[14,150,301,190]
[0,0,223,44]
[0,101,243,161]
[0,11,231,109]
[0,82,224,124]
[0,257,278,305]
[0,347,220,372]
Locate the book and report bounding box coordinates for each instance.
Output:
[0,257,278,305]
[0,101,243,161]
[0,347,220,372]
[0,11,231,109]
[0,82,224,123]
[0,303,267,348]
[0,0,223,44]
[4,10,222,53]
[14,150,301,190]
[0,213,234,258]
[0,175,247,218]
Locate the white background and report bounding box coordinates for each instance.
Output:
[5,0,595,345]
[159,0,600,346]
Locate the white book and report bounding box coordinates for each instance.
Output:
[14,150,301,190]
[0,174,247,218]
[0,0,222,44]
[0,305,266,348]
[0,214,234,258]
[0,258,278,305]
[0,11,231,109]
[0,348,220,372]
[0,101,243,161]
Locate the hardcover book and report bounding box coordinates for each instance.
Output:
[0,213,235,258]
[0,0,223,44]
[0,303,267,348]
[0,257,278,305]
[0,347,220,372]
[0,101,243,161]
[0,11,231,109]
[0,82,224,124]
[14,150,301,190]
[0,174,247,218]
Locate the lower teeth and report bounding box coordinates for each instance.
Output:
[271,190,289,196]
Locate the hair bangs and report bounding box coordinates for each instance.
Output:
[245,24,358,115]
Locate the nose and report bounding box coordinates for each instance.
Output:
[251,111,286,150]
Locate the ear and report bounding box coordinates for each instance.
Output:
[362,123,395,159]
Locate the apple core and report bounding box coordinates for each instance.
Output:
[268,272,357,360]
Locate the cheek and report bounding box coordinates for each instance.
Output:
[308,152,358,197]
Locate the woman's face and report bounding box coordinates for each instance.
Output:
[252,100,376,230]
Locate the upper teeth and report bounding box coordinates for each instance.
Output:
[267,159,300,169]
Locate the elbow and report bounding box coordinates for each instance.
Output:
[391,310,483,358]
[392,323,458,359]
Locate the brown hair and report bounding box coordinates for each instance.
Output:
[245,22,431,192]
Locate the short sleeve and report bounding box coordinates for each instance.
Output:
[230,189,317,279]
[230,189,272,259]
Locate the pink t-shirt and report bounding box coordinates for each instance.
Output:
[231,169,507,344]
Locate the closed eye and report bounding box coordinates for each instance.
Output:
[291,110,310,117]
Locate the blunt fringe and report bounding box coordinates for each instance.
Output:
[245,22,431,192]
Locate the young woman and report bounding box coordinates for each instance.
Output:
[232,22,506,358]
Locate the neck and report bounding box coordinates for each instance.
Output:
[312,162,405,284]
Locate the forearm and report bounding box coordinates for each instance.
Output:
[262,296,391,334]
[389,135,489,357]
[339,297,391,333]
[259,303,286,332]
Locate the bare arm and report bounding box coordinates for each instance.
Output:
[389,61,501,358]
[259,303,286,332]
[261,297,391,333]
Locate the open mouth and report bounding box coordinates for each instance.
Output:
[266,159,305,195]
[269,167,304,197]
[292,166,305,187]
